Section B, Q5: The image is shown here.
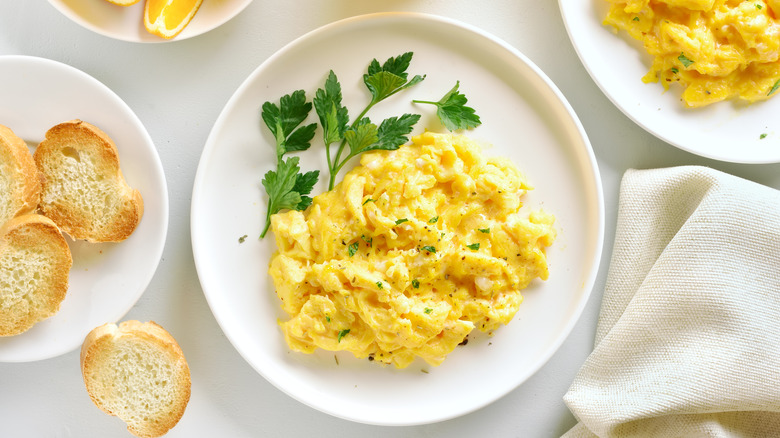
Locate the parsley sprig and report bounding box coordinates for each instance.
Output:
[315,53,425,189]
[259,90,320,238]
[413,81,482,131]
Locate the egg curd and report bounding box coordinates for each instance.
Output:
[268,132,555,369]
[604,0,780,107]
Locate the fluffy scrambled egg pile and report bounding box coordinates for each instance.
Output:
[268,132,555,369]
[604,0,780,107]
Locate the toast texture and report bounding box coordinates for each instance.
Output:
[34,120,143,242]
[81,320,191,438]
[0,124,41,226]
[0,214,72,336]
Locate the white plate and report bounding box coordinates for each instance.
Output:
[0,56,168,362]
[48,0,252,43]
[560,0,780,164]
[191,12,604,425]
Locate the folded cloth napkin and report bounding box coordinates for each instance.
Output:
[562,166,780,438]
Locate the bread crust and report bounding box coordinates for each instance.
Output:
[0,124,41,225]
[81,320,191,438]
[0,214,72,336]
[34,120,143,242]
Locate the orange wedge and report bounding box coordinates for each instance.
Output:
[143,0,203,39]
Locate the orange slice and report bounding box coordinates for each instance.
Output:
[143,0,203,39]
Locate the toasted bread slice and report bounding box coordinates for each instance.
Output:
[0,124,41,226]
[0,214,72,336]
[34,120,143,242]
[81,320,191,438]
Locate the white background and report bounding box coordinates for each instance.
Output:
[2,1,780,437]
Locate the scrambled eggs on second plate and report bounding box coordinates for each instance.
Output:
[605,0,780,107]
[269,132,556,368]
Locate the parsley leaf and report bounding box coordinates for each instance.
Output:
[395,218,409,225]
[348,242,359,257]
[364,52,426,105]
[337,329,350,342]
[261,90,317,160]
[413,81,482,131]
[478,228,490,233]
[428,216,439,224]
[362,198,376,205]
[466,243,480,251]
[420,245,437,253]
[376,281,384,289]
[411,279,420,288]
[313,70,350,170]
[341,114,420,164]
[260,157,319,237]
[678,53,694,68]
[424,307,433,314]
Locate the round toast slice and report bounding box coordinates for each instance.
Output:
[81,320,191,438]
[0,214,72,336]
[34,120,143,242]
[0,124,41,226]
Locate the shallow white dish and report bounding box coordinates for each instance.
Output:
[560,0,780,164]
[0,56,168,362]
[191,12,603,425]
[48,0,252,43]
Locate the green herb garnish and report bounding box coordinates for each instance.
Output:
[428,216,439,224]
[395,218,409,225]
[238,235,247,243]
[376,281,384,289]
[768,79,780,97]
[671,67,679,74]
[413,81,482,131]
[362,198,376,205]
[478,228,490,233]
[760,133,768,139]
[424,307,433,314]
[421,245,437,253]
[632,16,640,21]
[411,279,420,288]
[337,329,350,342]
[259,90,319,238]
[466,243,480,251]
[348,242,359,257]
[316,53,425,190]
[361,235,373,247]
[678,53,694,68]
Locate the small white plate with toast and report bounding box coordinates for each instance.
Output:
[0,55,168,362]
[48,0,253,43]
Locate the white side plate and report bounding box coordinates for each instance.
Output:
[0,55,168,362]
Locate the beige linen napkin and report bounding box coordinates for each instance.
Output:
[563,166,780,438]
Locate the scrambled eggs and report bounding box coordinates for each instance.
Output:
[604,0,780,107]
[268,132,555,368]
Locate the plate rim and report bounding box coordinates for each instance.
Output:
[46,0,254,43]
[191,11,604,425]
[0,54,169,362]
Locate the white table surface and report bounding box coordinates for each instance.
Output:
[2,1,780,437]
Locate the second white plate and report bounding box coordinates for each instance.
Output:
[192,12,603,425]
[560,0,780,163]
[0,56,168,362]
